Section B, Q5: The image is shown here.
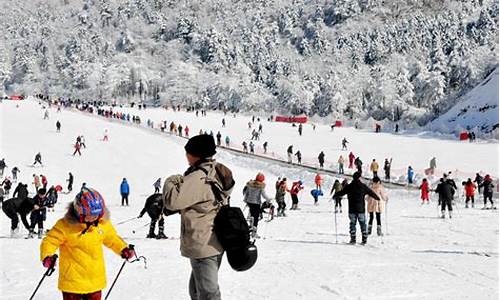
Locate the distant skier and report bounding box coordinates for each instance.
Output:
[383,158,392,181]
[295,150,302,164]
[289,180,304,210]
[314,173,322,190]
[258,123,263,133]
[275,178,288,217]
[222,118,226,127]
[263,141,268,154]
[184,126,189,137]
[32,152,43,166]
[56,120,61,132]
[216,131,222,146]
[311,188,323,206]
[225,136,230,147]
[318,151,325,168]
[474,173,484,194]
[242,141,248,153]
[334,172,380,245]
[407,166,414,184]
[66,172,73,192]
[342,138,348,150]
[80,135,86,148]
[287,145,293,163]
[120,178,130,206]
[479,175,495,209]
[243,173,272,238]
[103,129,109,141]
[338,155,345,174]
[72,141,82,156]
[11,166,20,181]
[330,179,347,213]
[1,177,12,197]
[429,157,437,174]
[40,174,48,190]
[33,174,41,192]
[370,159,379,179]
[0,158,6,176]
[27,188,47,239]
[354,157,363,175]
[419,178,430,204]
[463,179,476,208]
[43,109,49,120]
[298,124,303,136]
[348,152,355,169]
[12,182,28,200]
[435,177,454,218]
[45,185,60,212]
[153,178,162,193]
[366,177,388,236]
[249,141,255,153]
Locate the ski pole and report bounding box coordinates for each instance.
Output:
[116,217,139,225]
[334,208,338,244]
[105,245,135,300]
[29,255,58,300]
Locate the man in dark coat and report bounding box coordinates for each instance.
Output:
[12,182,29,200]
[2,196,35,236]
[334,172,380,244]
[435,178,455,218]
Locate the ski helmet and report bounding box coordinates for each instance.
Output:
[74,187,105,222]
[226,244,258,272]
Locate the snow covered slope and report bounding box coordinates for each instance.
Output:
[430,67,499,138]
[0,100,498,299]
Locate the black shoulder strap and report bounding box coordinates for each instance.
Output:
[194,165,229,206]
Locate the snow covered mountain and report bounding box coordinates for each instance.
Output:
[429,67,499,138]
[0,0,498,125]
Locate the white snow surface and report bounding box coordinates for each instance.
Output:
[430,67,499,138]
[0,100,498,299]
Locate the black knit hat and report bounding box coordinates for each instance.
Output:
[184,135,217,158]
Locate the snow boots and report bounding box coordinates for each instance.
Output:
[376,225,383,236]
[156,232,168,239]
[349,235,356,244]
[146,233,157,239]
[361,235,367,245]
[38,229,43,239]
[27,230,35,239]
[367,225,372,235]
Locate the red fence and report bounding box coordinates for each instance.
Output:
[274,116,308,123]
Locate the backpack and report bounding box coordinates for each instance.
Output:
[213,205,251,252]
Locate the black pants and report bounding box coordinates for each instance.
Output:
[149,217,164,235]
[465,196,474,205]
[30,210,44,231]
[484,193,493,205]
[2,204,18,230]
[441,199,452,212]
[319,162,324,168]
[248,203,261,228]
[68,182,73,192]
[385,171,390,180]
[368,212,381,225]
[154,187,160,193]
[334,197,342,209]
[291,194,299,205]
[277,200,286,214]
[121,193,129,206]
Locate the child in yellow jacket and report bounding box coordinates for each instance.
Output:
[40,187,135,300]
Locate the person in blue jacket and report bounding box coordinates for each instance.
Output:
[120,178,130,206]
[311,188,323,205]
[407,166,414,184]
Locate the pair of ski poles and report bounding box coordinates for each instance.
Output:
[29,244,147,299]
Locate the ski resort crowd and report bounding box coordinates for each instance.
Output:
[0,95,497,300]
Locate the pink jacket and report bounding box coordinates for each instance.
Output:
[366,182,388,213]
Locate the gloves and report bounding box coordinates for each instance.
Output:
[121,247,136,260]
[42,255,57,268]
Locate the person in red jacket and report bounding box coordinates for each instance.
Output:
[40,174,48,190]
[419,178,430,204]
[73,141,82,156]
[348,152,355,169]
[463,178,476,208]
[290,180,304,210]
[314,173,322,190]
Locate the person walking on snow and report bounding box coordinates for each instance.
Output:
[366,177,388,236]
[354,157,363,175]
[67,172,74,192]
[334,172,380,245]
[479,175,495,209]
[464,178,476,208]
[243,173,273,238]
[216,132,222,146]
[370,159,379,179]
[314,173,322,191]
[275,178,288,217]
[287,145,293,163]
[120,178,130,206]
[338,155,345,174]
[80,135,86,148]
[429,157,437,174]
[342,138,348,150]
[33,152,43,167]
[153,178,162,193]
[474,173,484,194]
[11,166,20,181]
[435,177,455,218]
[0,159,6,176]
[185,126,190,137]
[330,179,344,213]
[383,158,392,180]
[73,141,82,156]
[225,136,230,147]
[295,150,302,164]
[318,151,325,168]
[407,166,414,184]
[33,174,41,192]
[290,180,304,210]
[348,152,355,169]
[103,129,109,141]
[419,178,430,204]
[263,141,268,154]
[56,121,61,132]
[298,124,303,136]
[1,177,12,196]
[40,174,48,190]
[40,187,134,300]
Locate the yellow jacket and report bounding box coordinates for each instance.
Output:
[40,209,127,294]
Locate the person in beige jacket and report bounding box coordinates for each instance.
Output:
[366,177,388,236]
[369,159,379,179]
[164,134,234,300]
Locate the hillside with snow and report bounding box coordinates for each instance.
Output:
[0,99,498,299]
[430,67,499,138]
